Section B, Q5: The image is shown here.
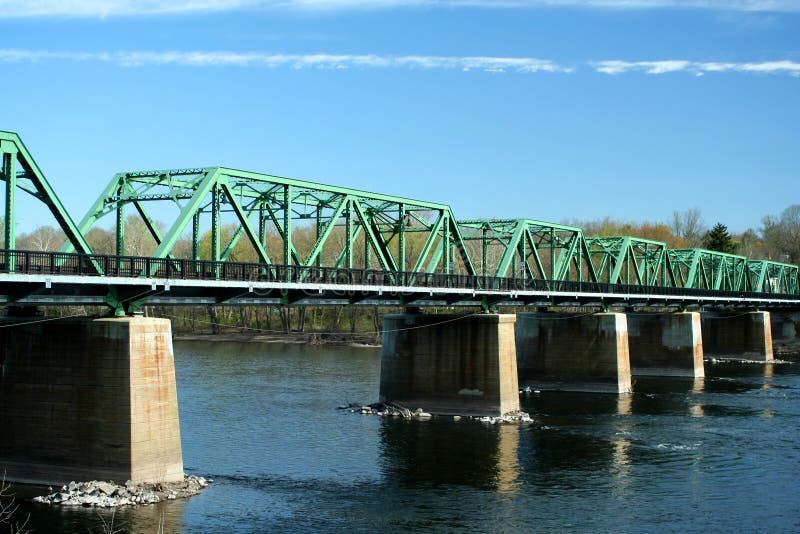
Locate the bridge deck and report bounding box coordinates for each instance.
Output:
[0,249,797,310]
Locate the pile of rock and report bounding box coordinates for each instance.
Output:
[32,475,210,508]
[340,402,532,424]
[340,402,432,418]
[476,411,534,424]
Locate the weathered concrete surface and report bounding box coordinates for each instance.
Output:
[701,311,774,361]
[770,312,800,341]
[379,314,519,416]
[627,312,704,378]
[516,312,632,393]
[0,316,183,485]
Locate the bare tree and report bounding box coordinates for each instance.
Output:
[762,204,800,263]
[17,225,65,251]
[670,208,706,247]
[1,475,30,534]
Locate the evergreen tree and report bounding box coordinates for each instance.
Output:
[703,222,736,254]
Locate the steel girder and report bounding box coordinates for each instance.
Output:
[746,260,799,294]
[668,248,748,291]
[65,166,478,282]
[586,236,675,287]
[0,131,95,272]
[457,219,597,283]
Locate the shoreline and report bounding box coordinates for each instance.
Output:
[173,331,381,348]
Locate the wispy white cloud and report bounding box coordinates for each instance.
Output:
[594,59,800,76]
[0,49,571,73]
[1,49,798,77]
[0,0,798,17]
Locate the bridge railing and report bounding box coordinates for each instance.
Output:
[1,249,798,302]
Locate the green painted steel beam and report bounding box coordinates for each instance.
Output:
[586,235,672,287]
[0,131,96,259]
[219,179,272,265]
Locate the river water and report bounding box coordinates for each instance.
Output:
[14,341,800,533]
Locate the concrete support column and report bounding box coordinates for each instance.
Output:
[771,312,799,341]
[701,311,774,361]
[627,312,704,378]
[515,312,632,393]
[379,314,519,416]
[0,317,183,485]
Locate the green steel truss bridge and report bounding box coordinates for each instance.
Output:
[0,130,798,315]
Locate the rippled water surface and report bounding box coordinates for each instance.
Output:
[16,341,800,533]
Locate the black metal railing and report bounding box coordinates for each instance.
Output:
[0,248,798,302]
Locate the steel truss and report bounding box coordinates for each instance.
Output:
[0,132,93,271]
[668,249,748,291]
[586,236,675,287]
[457,219,597,284]
[65,167,478,284]
[0,130,798,313]
[746,260,799,294]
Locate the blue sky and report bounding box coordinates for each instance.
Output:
[0,0,798,234]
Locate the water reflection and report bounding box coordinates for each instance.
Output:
[17,490,185,534]
[378,418,521,495]
[690,378,706,417]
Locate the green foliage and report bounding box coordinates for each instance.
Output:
[703,223,736,254]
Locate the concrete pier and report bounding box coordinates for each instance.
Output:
[627,312,704,378]
[771,312,799,341]
[0,316,183,485]
[379,313,519,416]
[515,312,632,393]
[701,311,774,361]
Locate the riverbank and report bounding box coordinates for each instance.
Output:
[174,332,800,355]
[173,331,381,347]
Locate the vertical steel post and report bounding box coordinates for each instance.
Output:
[192,211,201,260]
[364,218,371,270]
[316,204,323,269]
[283,184,292,270]
[398,204,406,284]
[3,149,16,272]
[116,194,125,257]
[482,226,488,277]
[443,214,451,274]
[211,185,221,279]
[345,198,353,269]
[258,201,266,251]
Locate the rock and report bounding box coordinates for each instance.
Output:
[31,474,211,508]
[96,482,116,495]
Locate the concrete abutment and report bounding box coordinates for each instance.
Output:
[0,316,183,486]
[379,313,520,416]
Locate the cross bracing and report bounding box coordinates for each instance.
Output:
[63,166,478,283]
[586,236,675,287]
[457,219,597,284]
[746,260,799,295]
[667,249,749,291]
